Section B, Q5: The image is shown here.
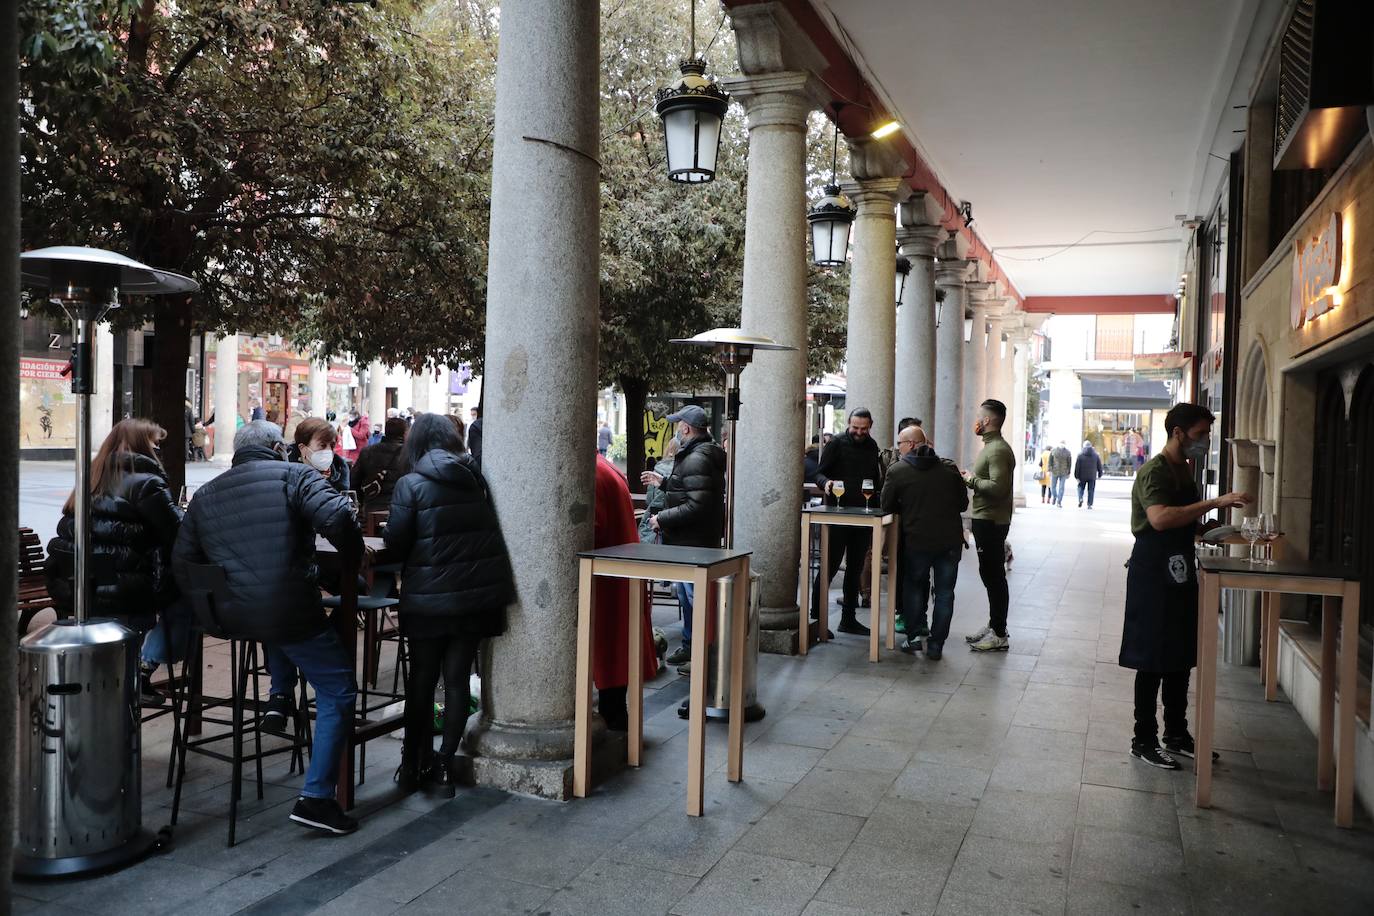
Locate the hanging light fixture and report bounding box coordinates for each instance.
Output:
[655,1,729,184]
[934,288,946,327]
[807,112,856,266]
[895,252,911,306]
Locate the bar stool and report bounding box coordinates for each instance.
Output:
[171,563,313,847]
[320,589,400,784]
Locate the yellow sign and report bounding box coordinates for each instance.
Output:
[1291,211,1342,329]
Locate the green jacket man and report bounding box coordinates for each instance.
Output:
[961,399,1017,652]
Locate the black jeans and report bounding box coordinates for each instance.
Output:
[405,634,481,757]
[812,526,867,618]
[1133,670,1190,747]
[970,519,1010,637]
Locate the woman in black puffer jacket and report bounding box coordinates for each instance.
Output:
[46,419,185,693]
[384,413,513,796]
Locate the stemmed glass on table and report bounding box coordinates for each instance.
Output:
[831,480,846,506]
[1240,516,1261,567]
[1259,513,1279,566]
[861,478,875,512]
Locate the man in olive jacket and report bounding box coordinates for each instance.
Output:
[962,398,1017,652]
[881,426,967,659]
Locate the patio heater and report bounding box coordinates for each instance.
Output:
[15,246,197,877]
[670,328,795,722]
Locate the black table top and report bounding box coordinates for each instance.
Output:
[578,542,751,567]
[1199,555,1355,580]
[801,505,895,518]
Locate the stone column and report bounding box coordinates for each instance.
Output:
[410,371,431,414]
[963,284,993,465]
[309,361,328,417]
[935,237,974,466]
[464,0,600,799]
[1256,440,1277,514]
[212,333,239,461]
[1228,439,1261,525]
[4,2,23,886]
[91,323,116,446]
[367,359,388,422]
[985,308,1013,407]
[1007,324,1035,505]
[841,160,902,445]
[895,195,943,431]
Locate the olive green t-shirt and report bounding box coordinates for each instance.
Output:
[1130,453,1199,536]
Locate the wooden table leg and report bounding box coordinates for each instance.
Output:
[1336,583,1360,827]
[573,558,596,798]
[1319,596,1337,792]
[798,517,810,656]
[628,579,644,768]
[869,522,881,663]
[686,570,710,816]
[1194,570,1220,809]
[817,525,830,644]
[886,522,898,651]
[727,565,749,784]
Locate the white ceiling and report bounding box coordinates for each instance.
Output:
[813,0,1285,298]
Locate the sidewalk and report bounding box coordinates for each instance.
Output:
[15,479,1374,915]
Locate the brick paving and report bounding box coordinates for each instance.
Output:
[15,477,1374,915]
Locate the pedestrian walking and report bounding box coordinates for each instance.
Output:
[812,408,884,637]
[1037,445,1053,503]
[384,413,512,795]
[1049,440,1072,507]
[1120,402,1250,769]
[882,426,967,659]
[1074,440,1104,508]
[597,420,613,456]
[962,399,1016,652]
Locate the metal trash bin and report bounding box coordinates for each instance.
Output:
[14,619,160,877]
[700,573,765,722]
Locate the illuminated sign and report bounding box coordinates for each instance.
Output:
[1291,211,1342,329]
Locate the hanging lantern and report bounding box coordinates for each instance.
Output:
[656,59,729,183]
[934,288,946,327]
[895,253,911,306]
[808,185,856,266]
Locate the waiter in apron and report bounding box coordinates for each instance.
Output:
[1121,402,1250,769]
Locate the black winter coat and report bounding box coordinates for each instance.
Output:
[880,451,968,552]
[655,435,727,549]
[352,437,408,514]
[383,449,513,625]
[815,432,883,507]
[46,452,182,625]
[1074,447,1103,482]
[172,444,362,644]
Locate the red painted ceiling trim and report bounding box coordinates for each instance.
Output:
[720,0,1023,306]
[1022,295,1178,315]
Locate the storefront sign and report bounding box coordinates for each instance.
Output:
[20,357,69,381]
[1132,352,1189,382]
[327,367,353,385]
[266,366,292,383]
[1291,211,1343,329]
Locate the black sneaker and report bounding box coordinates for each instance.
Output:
[1130,744,1182,770]
[665,644,691,666]
[899,636,923,655]
[925,642,943,661]
[837,618,871,636]
[138,662,166,707]
[1163,733,1219,762]
[289,796,358,835]
[263,694,296,737]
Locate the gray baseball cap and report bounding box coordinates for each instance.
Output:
[666,404,709,428]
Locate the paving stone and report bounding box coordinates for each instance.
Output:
[1081,748,1180,795]
[1076,783,1180,840]
[889,761,991,808]
[812,841,947,916]
[728,740,827,785]
[401,873,553,914]
[969,787,1078,845]
[780,765,895,818]
[669,850,830,916]
[606,807,753,878]
[1071,824,1185,894]
[933,888,1056,915]
[988,751,1084,796]
[847,708,938,745]
[1066,878,1189,915]
[734,804,864,867]
[538,859,699,916]
[760,712,852,750]
[818,735,915,774]
[997,724,1087,763]
[942,833,1070,912]
[855,797,975,846]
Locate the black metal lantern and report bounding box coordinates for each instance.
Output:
[895,253,911,306]
[934,287,947,327]
[808,118,856,266]
[655,3,729,184]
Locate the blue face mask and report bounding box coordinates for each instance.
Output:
[1184,433,1210,461]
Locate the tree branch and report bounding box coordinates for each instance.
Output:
[164,30,217,93]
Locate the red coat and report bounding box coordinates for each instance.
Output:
[592,455,659,689]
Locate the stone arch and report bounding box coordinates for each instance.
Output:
[1237,339,1270,439]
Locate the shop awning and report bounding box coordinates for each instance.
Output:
[1080,376,1172,409]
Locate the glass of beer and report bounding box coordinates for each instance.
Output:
[831,480,846,505]
[861,478,875,511]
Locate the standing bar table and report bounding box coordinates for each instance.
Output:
[573,543,752,816]
[798,506,898,662]
[1195,555,1361,826]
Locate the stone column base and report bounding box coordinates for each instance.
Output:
[759,603,801,656]
[1014,495,1027,508]
[466,723,627,801]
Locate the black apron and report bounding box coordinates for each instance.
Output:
[1119,496,1199,673]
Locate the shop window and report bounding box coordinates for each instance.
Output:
[1082,409,1152,476]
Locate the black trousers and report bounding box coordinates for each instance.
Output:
[1133,670,1190,746]
[970,519,1010,636]
[811,526,867,617]
[404,634,480,757]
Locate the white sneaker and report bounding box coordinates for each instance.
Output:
[965,626,993,644]
[969,633,1009,652]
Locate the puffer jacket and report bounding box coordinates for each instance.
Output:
[46,452,182,625]
[383,449,514,623]
[638,456,675,544]
[880,448,968,552]
[172,444,362,644]
[352,436,408,515]
[1074,446,1103,482]
[815,431,884,507]
[655,435,727,549]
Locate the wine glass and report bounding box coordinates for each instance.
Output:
[178,485,196,509]
[831,480,846,506]
[1260,513,1279,566]
[345,490,360,519]
[1240,516,1261,567]
[861,478,875,512]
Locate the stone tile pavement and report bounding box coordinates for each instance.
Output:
[15,477,1374,914]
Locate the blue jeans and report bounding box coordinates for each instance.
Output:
[901,546,960,648]
[675,583,694,644]
[1077,479,1096,507]
[1051,474,1068,505]
[268,629,357,799]
[140,599,193,666]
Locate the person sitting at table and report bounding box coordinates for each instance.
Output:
[1120,402,1249,770]
[288,416,351,493]
[352,416,409,517]
[384,413,512,796]
[173,419,363,835]
[597,453,660,729]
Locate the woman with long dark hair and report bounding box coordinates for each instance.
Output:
[46,418,185,697]
[384,413,513,795]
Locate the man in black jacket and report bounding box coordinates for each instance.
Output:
[173,420,364,836]
[812,408,884,636]
[1073,440,1104,509]
[642,404,725,672]
[352,417,409,516]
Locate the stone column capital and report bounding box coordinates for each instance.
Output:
[897,224,945,260]
[966,280,997,308]
[730,1,828,76]
[1228,437,1261,469]
[723,71,821,130]
[898,190,945,229]
[846,136,908,182]
[935,258,975,287]
[840,177,904,214]
[1256,440,1277,474]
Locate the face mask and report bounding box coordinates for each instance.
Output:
[306,448,333,472]
[1183,434,1210,460]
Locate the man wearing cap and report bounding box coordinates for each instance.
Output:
[641,404,726,674]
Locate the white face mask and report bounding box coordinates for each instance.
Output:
[305,448,333,472]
